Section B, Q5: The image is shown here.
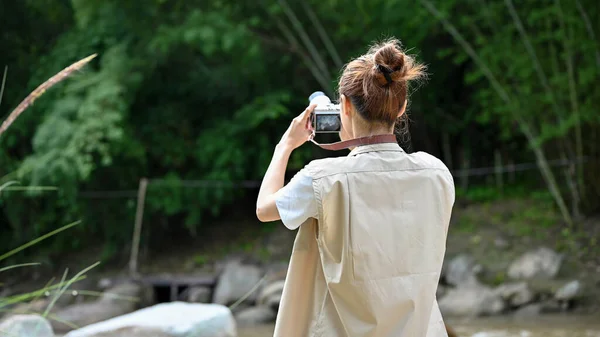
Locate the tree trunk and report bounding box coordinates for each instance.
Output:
[420,0,573,226]
[557,0,585,198]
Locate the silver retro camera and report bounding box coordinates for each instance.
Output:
[309,91,341,133]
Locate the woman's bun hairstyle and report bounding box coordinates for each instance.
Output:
[372,44,406,87]
[338,38,427,128]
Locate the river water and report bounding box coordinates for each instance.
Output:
[238,314,600,337]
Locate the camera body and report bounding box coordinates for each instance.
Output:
[309,91,341,133]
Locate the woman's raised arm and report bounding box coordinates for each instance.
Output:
[256,104,315,222]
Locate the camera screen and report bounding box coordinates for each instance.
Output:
[315,114,341,132]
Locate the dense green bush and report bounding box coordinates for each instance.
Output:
[1,0,598,259]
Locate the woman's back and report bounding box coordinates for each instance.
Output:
[312,143,453,281]
[273,143,454,336]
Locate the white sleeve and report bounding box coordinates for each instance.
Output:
[274,168,318,230]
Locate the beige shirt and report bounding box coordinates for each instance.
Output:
[274,143,455,337]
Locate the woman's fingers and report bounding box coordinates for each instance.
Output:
[305,104,316,119]
[280,104,318,149]
[303,104,317,131]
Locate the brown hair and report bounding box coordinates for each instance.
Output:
[338,38,426,130]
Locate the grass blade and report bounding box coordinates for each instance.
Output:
[228,274,267,311]
[0,54,97,137]
[44,313,79,330]
[25,277,56,313]
[0,181,19,195]
[0,220,81,262]
[0,66,6,107]
[0,262,41,273]
[42,262,100,317]
[75,290,139,303]
[42,269,69,318]
[0,275,86,309]
[1,186,58,192]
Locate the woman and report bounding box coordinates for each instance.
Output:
[256,38,455,337]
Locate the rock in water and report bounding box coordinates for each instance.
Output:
[508,247,563,280]
[445,254,481,287]
[213,260,262,306]
[63,302,236,337]
[555,280,581,301]
[493,282,534,307]
[438,284,505,317]
[235,306,276,326]
[0,315,54,337]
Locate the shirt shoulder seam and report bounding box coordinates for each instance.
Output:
[311,167,452,180]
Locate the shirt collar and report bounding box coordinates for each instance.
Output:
[348,142,404,157]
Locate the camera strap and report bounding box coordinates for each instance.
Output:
[309,133,397,151]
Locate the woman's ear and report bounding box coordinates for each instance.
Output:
[341,94,353,117]
[398,99,408,118]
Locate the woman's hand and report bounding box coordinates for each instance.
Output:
[256,104,316,222]
[278,104,316,151]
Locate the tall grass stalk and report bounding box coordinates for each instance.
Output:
[0,66,6,107]
[74,290,139,303]
[0,181,18,196]
[0,54,97,137]
[0,220,81,263]
[1,186,57,192]
[0,263,41,273]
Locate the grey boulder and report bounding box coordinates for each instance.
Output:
[63,302,236,337]
[0,314,54,337]
[555,280,581,301]
[445,255,481,287]
[438,283,505,317]
[508,247,563,280]
[213,260,262,306]
[493,282,534,307]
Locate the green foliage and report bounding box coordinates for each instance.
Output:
[1,0,598,259]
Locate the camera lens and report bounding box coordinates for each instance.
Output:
[309,91,325,102]
[309,91,331,106]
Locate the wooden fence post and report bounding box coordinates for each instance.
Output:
[129,178,148,277]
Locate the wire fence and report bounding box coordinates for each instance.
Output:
[37,155,582,276]
[76,156,590,199]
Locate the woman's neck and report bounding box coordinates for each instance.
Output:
[351,123,394,139]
